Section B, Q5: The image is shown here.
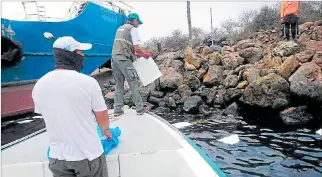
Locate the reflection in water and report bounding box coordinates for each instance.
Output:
[152,108,322,177]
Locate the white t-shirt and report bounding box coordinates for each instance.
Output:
[32,70,107,161]
[130,27,141,45]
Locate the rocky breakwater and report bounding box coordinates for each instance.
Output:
[102,20,322,127]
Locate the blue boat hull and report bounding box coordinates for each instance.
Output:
[1,2,127,84]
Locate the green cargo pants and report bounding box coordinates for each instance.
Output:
[111,54,144,115]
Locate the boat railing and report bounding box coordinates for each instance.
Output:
[64,1,133,21]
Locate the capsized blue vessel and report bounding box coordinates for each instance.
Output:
[1,2,129,84]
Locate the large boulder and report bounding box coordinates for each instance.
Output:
[201,46,211,58]
[242,73,290,109]
[224,75,239,88]
[159,67,184,90]
[183,96,203,113]
[221,53,245,70]
[262,57,283,69]
[278,55,300,79]
[185,47,202,69]
[236,39,255,50]
[239,47,264,64]
[311,26,322,41]
[299,22,314,33]
[150,90,164,98]
[184,75,200,91]
[312,52,322,68]
[207,52,221,65]
[304,40,322,53]
[314,20,322,27]
[200,87,216,105]
[160,59,184,73]
[242,68,261,84]
[295,49,315,63]
[289,62,322,103]
[178,84,192,98]
[298,33,311,43]
[184,61,197,71]
[280,106,314,126]
[203,65,225,86]
[273,41,300,57]
[155,50,184,65]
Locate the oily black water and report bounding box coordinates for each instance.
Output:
[152,108,322,177]
[2,109,322,177]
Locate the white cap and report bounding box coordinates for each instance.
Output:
[53,36,92,52]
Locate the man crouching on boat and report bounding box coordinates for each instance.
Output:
[32,36,111,177]
[111,12,151,117]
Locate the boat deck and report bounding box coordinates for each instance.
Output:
[2,109,223,177]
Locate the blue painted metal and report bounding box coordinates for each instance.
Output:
[1,2,127,83]
[183,135,227,177]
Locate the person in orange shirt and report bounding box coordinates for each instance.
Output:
[280,1,300,40]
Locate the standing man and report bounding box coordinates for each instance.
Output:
[111,12,151,116]
[32,36,111,177]
[280,0,301,40]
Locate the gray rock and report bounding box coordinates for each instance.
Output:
[183,96,203,114]
[221,53,245,70]
[280,106,314,126]
[224,75,239,88]
[289,62,322,102]
[239,47,263,64]
[185,75,201,91]
[159,67,184,90]
[139,87,150,102]
[148,96,162,105]
[178,84,192,98]
[236,39,255,50]
[150,90,164,98]
[273,41,300,57]
[124,91,134,107]
[242,73,290,109]
[224,102,239,116]
[203,65,225,86]
[168,97,177,109]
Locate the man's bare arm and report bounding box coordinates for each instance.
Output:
[94,110,111,138]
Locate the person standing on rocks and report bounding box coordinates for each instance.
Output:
[32,36,111,177]
[111,12,151,116]
[280,0,301,40]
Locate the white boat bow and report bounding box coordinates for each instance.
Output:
[1,109,226,177]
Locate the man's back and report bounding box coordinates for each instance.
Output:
[32,70,106,161]
[280,1,300,18]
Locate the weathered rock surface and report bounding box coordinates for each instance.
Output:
[288,62,322,103]
[159,67,183,90]
[278,55,300,79]
[242,73,290,109]
[183,96,203,113]
[280,106,314,126]
[273,41,300,57]
[203,65,225,86]
[239,47,263,64]
[312,52,322,68]
[295,49,315,63]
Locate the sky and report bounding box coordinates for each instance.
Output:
[1,1,278,42]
